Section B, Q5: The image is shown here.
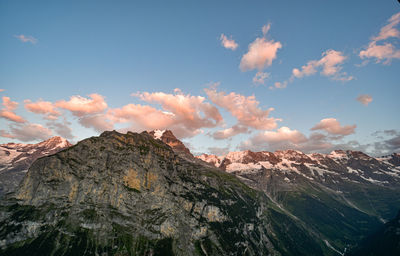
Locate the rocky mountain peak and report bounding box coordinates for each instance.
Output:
[36,136,72,149]
[147,129,194,160]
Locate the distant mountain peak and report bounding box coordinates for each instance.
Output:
[0,136,72,196]
[37,136,72,148]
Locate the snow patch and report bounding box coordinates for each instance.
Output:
[153,129,166,140]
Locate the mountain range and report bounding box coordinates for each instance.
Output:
[0,129,399,255]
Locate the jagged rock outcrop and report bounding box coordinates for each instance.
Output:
[0,131,327,256]
[0,136,72,196]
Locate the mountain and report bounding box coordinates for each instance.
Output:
[1,130,399,255]
[148,129,194,161]
[0,131,329,256]
[346,210,400,256]
[0,136,72,196]
[198,149,400,252]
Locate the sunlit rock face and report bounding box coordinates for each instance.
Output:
[0,136,72,196]
[0,130,327,256]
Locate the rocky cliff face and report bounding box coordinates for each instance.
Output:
[0,131,328,256]
[0,136,72,196]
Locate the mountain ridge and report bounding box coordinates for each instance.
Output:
[0,136,72,196]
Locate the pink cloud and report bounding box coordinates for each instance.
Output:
[0,130,16,139]
[273,81,288,89]
[360,12,400,64]
[359,42,400,64]
[137,90,222,128]
[239,127,328,152]
[240,25,282,71]
[109,89,223,138]
[253,71,269,85]
[0,89,4,92]
[55,94,108,117]
[372,12,400,42]
[212,125,249,140]
[24,99,61,120]
[292,49,352,81]
[0,111,26,123]
[311,118,356,135]
[238,127,345,153]
[2,96,18,111]
[0,97,26,123]
[356,94,373,106]
[14,34,37,44]
[255,126,307,144]
[204,87,280,131]
[111,104,174,128]
[220,34,238,50]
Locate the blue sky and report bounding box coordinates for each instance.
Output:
[0,0,399,156]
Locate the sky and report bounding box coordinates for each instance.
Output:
[0,0,399,156]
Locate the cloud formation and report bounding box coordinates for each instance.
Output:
[292,49,353,81]
[24,99,61,120]
[240,24,282,71]
[205,87,280,133]
[239,127,332,153]
[46,120,74,140]
[220,34,238,50]
[311,118,356,135]
[110,89,223,138]
[359,12,400,64]
[252,71,269,85]
[2,123,53,142]
[211,125,249,140]
[0,96,26,123]
[356,94,373,106]
[14,34,37,44]
[55,94,108,117]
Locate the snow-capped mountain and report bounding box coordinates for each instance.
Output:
[197,149,400,186]
[0,136,72,196]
